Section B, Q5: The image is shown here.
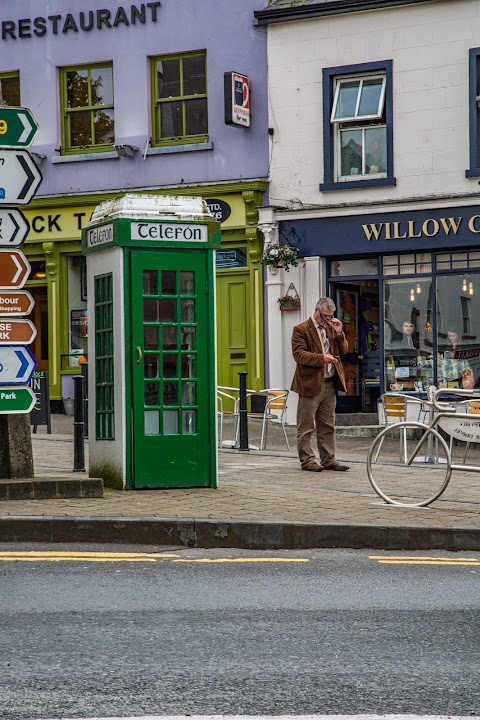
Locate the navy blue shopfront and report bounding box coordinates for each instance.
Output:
[281,204,480,413]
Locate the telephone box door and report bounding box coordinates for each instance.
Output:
[131,250,214,488]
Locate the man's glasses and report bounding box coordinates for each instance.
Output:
[320,313,334,321]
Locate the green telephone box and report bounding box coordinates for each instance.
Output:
[82,194,220,490]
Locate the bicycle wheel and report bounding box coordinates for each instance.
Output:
[367,421,452,507]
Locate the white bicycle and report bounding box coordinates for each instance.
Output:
[367,388,480,507]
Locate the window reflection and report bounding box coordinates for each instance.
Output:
[384,278,432,391]
[436,274,480,389]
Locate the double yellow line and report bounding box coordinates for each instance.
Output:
[0,551,309,564]
[370,555,480,566]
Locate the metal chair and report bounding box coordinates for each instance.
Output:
[217,388,239,448]
[462,399,480,462]
[249,389,290,451]
[376,393,409,462]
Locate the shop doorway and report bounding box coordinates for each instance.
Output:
[216,271,250,387]
[28,287,48,372]
[330,279,380,413]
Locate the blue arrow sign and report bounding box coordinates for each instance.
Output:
[0,345,36,385]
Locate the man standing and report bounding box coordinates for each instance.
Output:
[291,297,349,472]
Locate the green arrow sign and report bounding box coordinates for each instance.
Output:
[0,107,38,148]
[0,385,36,413]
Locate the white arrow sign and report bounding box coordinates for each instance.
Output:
[0,345,37,385]
[0,150,42,205]
[0,209,29,246]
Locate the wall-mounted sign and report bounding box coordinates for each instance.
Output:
[205,199,232,224]
[224,72,250,128]
[0,4,161,41]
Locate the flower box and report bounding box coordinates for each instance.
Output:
[277,283,301,311]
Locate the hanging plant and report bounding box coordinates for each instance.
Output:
[261,243,298,272]
[277,282,301,311]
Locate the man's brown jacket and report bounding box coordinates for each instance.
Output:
[291,317,348,396]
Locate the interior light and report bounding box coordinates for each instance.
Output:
[34,270,46,279]
[410,288,415,302]
[469,282,474,295]
[416,283,421,294]
[462,277,468,292]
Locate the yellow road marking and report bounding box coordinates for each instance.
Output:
[370,555,480,566]
[0,551,179,563]
[375,560,480,566]
[0,557,162,562]
[172,558,309,563]
[0,551,309,564]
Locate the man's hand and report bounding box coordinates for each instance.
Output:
[324,353,339,364]
[330,318,343,334]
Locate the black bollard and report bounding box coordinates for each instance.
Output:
[81,361,88,440]
[73,375,86,472]
[238,371,249,451]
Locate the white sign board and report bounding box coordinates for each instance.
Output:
[131,222,208,242]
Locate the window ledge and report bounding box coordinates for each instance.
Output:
[465,168,480,178]
[146,141,213,156]
[320,176,396,191]
[51,151,119,164]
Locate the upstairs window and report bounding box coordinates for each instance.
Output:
[467,47,480,178]
[321,61,395,191]
[331,75,386,123]
[151,51,208,146]
[0,72,20,106]
[60,63,114,155]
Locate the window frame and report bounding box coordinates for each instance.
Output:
[331,74,386,123]
[0,70,20,106]
[320,60,395,192]
[150,50,208,148]
[466,47,480,178]
[60,62,115,156]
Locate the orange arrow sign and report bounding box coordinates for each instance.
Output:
[0,249,30,289]
[0,291,34,316]
[0,319,36,344]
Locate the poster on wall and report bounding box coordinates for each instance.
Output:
[70,309,88,366]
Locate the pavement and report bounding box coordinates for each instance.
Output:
[0,414,479,550]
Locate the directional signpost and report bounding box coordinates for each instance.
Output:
[0,319,36,345]
[0,290,34,316]
[0,345,36,386]
[0,208,29,246]
[0,149,42,205]
[0,107,40,478]
[0,107,38,147]
[0,249,31,289]
[0,386,36,414]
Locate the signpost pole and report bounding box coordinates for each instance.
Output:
[0,106,40,479]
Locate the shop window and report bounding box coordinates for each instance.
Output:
[0,71,20,106]
[151,51,208,147]
[60,63,114,155]
[384,277,432,392]
[330,257,378,276]
[383,253,432,276]
[67,257,87,368]
[436,250,480,271]
[321,60,395,191]
[436,274,480,389]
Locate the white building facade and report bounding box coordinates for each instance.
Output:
[256,0,480,423]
